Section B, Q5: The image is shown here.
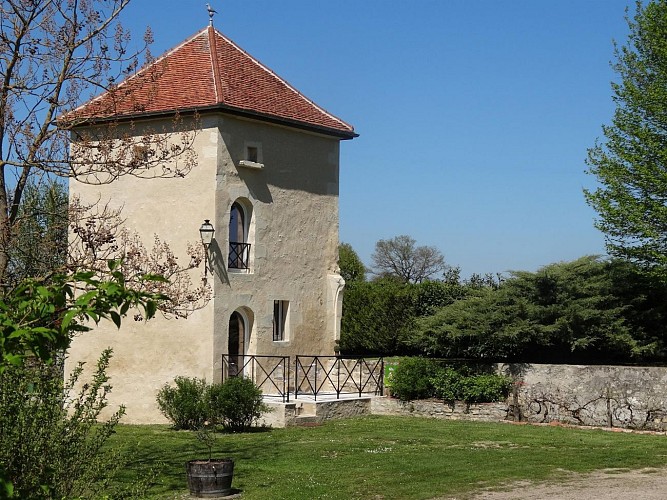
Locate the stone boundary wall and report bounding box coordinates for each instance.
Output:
[371,397,507,422]
[505,363,667,431]
[370,363,667,431]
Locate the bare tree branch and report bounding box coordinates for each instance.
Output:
[371,235,447,283]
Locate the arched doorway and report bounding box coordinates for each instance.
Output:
[228,311,246,377]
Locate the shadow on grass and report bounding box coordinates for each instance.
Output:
[112,425,286,496]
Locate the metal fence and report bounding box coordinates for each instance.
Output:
[294,356,384,401]
[221,354,384,402]
[221,354,290,402]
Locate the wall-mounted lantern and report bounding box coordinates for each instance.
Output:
[199,219,215,249]
[199,219,215,279]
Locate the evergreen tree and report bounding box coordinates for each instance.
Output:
[585,1,667,276]
[6,179,68,286]
[338,242,366,283]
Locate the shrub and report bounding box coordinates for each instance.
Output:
[460,374,511,404]
[390,357,439,401]
[391,358,512,404]
[157,376,271,432]
[156,376,209,430]
[431,369,511,404]
[430,367,464,403]
[0,349,137,498]
[209,377,270,432]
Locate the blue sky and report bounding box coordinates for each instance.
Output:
[121,1,635,277]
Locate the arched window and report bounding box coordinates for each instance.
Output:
[228,201,251,269]
[228,311,246,377]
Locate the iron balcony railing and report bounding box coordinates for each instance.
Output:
[221,354,384,402]
[228,242,251,270]
[222,354,290,402]
[294,356,384,401]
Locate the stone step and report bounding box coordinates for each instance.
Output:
[297,402,317,416]
[294,415,321,426]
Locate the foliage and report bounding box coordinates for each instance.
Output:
[431,371,511,404]
[156,377,209,431]
[340,278,470,356]
[371,235,447,283]
[429,367,464,402]
[389,357,439,401]
[0,349,134,499]
[208,377,271,433]
[585,0,667,276]
[0,260,165,369]
[410,256,667,364]
[157,376,270,433]
[6,179,68,287]
[195,421,217,461]
[464,272,505,290]
[338,242,366,283]
[413,280,468,317]
[390,358,510,403]
[0,262,165,496]
[339,277,418,356]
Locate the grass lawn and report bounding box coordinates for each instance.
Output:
[109,416,667,499]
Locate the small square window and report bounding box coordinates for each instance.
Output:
[238,142,263,170]
[246,146,258,163]
[273,300,289,342]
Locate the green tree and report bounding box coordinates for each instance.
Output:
[338,242,366,283]
[411,257,667,363]
[585,0,667,275]
[6,179,68,286]
[339,277,418,356]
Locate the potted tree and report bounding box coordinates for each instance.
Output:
[185,422,235,498]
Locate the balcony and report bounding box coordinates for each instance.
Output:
[228,242,251,270]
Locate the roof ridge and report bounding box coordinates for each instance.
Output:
[207,26,223,103]
[212,28,354,133]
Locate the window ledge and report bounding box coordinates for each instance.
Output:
[238,160,264,170]
[227,268,252,275]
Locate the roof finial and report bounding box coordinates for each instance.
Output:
[206,3,217,26]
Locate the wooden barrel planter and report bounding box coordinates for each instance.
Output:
[185,459,235,497]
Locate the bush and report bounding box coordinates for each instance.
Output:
[391,357,512,404]
[209,377,270,432]
[460,374,511,403]
[389,357,439,401]
[156,376,209,430]
[430,367,464,403]
[157,376,270,432]
[432,370,510,404]
[0,349,137,498]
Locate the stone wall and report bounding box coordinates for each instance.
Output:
[505,363,667,431]
[370,363,667,431]
[371,397,507,423]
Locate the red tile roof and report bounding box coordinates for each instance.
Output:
[71,27,356,138]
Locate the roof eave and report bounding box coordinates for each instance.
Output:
[69,103,358,140]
